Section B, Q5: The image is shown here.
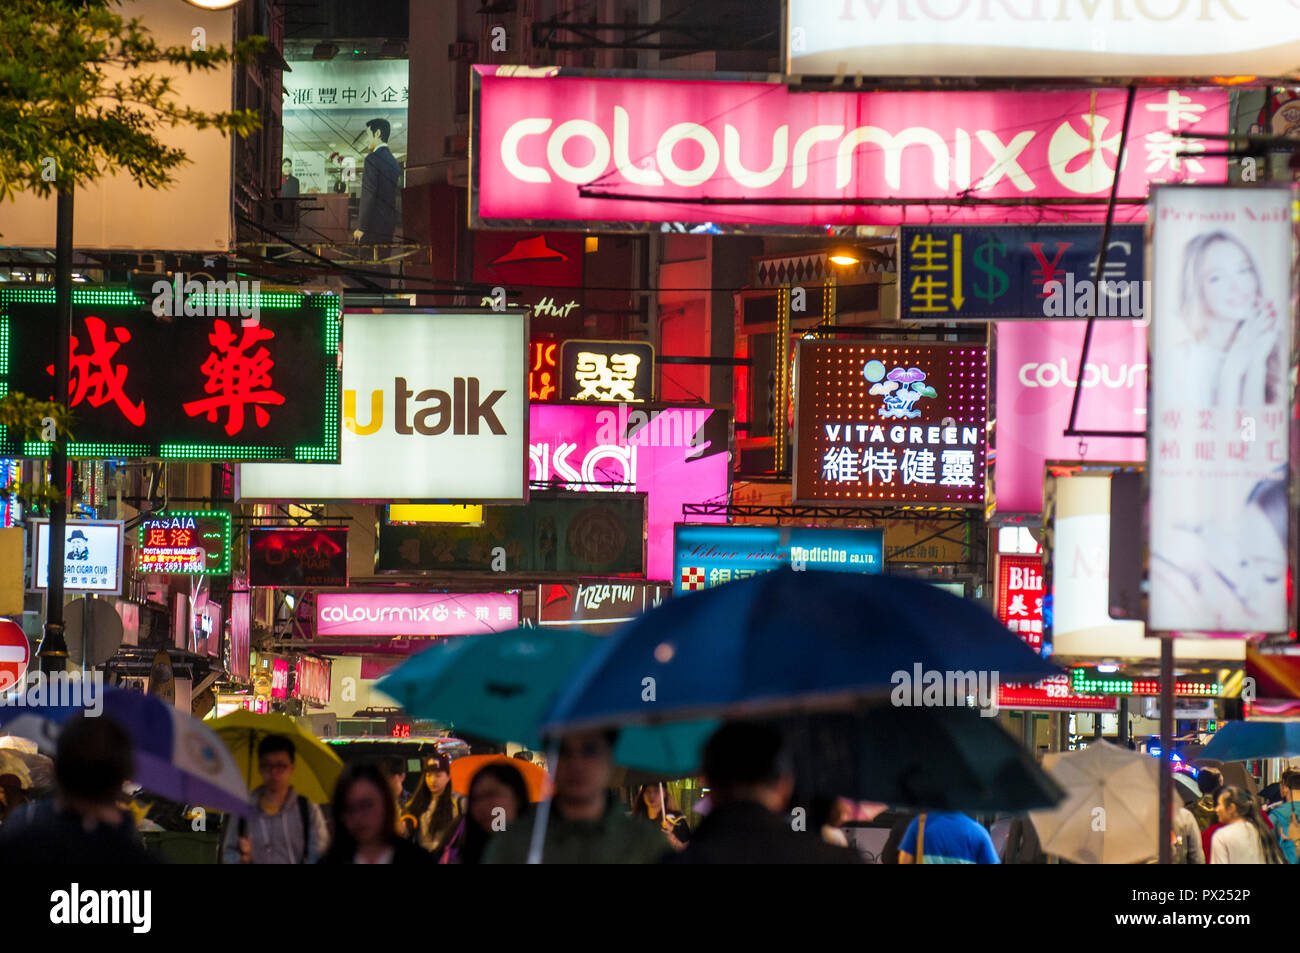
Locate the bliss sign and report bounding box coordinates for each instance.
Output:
[473,68,1228,232]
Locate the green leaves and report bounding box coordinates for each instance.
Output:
[0,0,264,200]
[0,391,74,442]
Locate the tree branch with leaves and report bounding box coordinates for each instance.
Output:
[0,0,265,438]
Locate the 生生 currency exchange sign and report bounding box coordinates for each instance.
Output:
[794,341,987,506]
[0,288,340,461]
[899,225,1145,321]
[472,68,1228,233]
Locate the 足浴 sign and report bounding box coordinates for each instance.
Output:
[136,511,231,575]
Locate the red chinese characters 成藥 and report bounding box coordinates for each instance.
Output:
[183,320,286,436]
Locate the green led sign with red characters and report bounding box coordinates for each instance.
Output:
[136,510,231,576]
[0,288,340,461]
[1071,669,1223,697]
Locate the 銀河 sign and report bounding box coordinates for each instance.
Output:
[674,524,883,595]
[1,288,339,461]
[786,0,1300,78]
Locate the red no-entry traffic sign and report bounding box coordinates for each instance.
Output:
[0,619,30,692]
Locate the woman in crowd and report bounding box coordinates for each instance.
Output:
[402,754,460,854]
[439,762,531,864]
[632,783,691,850]
[1210,785,1285,864]
[319,763,431,865]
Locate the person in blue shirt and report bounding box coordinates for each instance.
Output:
[1267,770,1300,864]
[898,811,1000,864]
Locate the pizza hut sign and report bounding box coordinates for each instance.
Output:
[473,68,1229,230]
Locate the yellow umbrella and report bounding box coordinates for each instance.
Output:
[209,711,343,805]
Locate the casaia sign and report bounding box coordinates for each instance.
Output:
[787,0,1300,78]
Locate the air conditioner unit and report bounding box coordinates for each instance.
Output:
[449,40,476,60]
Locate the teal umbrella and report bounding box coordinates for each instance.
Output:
[377,629,715,778]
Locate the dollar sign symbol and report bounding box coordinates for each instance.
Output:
[973,238,1009,304]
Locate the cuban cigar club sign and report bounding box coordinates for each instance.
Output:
[239,310,528,502]
[1,288,340,460]
[472,66,1228,233]
[898,225,1145,321]
[786,0,1300,78]
[794,342,987,505]
[31,519,124,594]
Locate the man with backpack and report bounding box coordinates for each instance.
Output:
[222,735,329,864]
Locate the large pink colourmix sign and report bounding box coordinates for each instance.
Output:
[530,403,730,580]
[995,320,1147,514]
[473,68,1229,231]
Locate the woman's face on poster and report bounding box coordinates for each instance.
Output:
[1230,502,1286,610]
[1200,240,1260,323]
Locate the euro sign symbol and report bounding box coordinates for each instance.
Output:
[973,238,1009,304]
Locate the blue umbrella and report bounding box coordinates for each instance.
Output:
[377,629,716,777]
[1199,721,1300,762]
[543,567,1062,733]
[0,687,250,815]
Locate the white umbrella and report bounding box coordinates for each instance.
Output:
[1029,742,1159,865]
[0,750,32,790]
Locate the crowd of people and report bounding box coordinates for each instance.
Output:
[5,713,1298,865]
[0,717,862,864]
[1178,766,1297,865]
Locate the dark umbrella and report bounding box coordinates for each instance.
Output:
[779,706,1064,813]
[1200,721,1300,763]
[543,568,1061,733]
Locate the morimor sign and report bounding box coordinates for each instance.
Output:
[787,0,1300,78]
[473,68,1228,232]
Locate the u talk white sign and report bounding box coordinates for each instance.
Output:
[239,311,528,502]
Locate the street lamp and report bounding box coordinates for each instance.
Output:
[183,0,244,9]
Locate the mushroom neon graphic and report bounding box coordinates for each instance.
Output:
[863,360,938,420]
